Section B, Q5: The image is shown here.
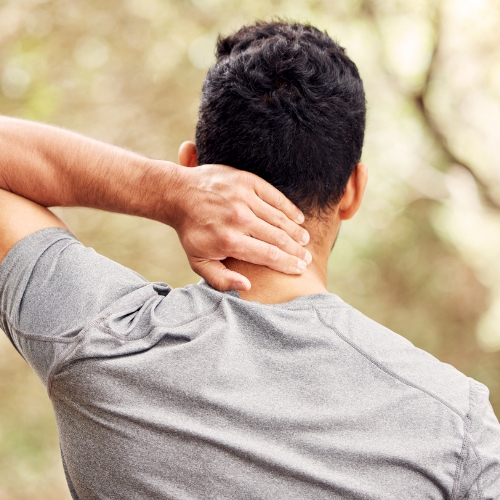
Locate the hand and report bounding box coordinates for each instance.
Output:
[171,164,311,291]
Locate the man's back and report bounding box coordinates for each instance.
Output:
[2,229,497,499]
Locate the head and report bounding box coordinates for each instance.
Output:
[180,21,367,260]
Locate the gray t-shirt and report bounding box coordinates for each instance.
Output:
[1,228,499,499]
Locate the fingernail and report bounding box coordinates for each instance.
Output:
[233,282,247,291]
[304,251,312,265]
[301,232,310,245]
[297,213,305,224]
[297,259,306,272]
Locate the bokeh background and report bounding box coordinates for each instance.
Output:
[1,0,500,498]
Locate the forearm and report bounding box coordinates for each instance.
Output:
[0,117,311,291]
[0,117,181,224]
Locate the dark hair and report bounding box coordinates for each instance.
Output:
[195,21,366,214]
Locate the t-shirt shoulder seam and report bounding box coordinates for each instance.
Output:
[459,380,486,498]
[273,304,345,312]
[47,288,225,397]
[46,312,108,398]
[251,302,347,312]
[452,378,472,499]
[46,283,158,397]
[314,306,466,420]
[469,432,484,498]
[3,327,79,343]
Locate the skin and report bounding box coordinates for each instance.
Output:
[0,117,314,292]
[178,141,368,304]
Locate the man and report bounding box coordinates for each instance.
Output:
[1,21,499,499]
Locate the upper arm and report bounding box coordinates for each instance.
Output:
[0,215,149,386]
[0,188,69,264]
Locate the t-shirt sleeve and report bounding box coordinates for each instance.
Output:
[458,379,500,498]
[0,227,149,388]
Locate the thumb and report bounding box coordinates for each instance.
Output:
[190,259,251,292]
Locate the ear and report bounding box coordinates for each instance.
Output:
[338,163,368,220]
[178,141,198,167]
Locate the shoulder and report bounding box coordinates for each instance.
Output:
[315,299,471,418]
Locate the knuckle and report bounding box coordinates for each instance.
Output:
[240,171,254,186]
[267,245,280,262]
[220,231,236,250]
[233,206,250,226]
[234,185,247,200]
[275,231,287,248]
[214,276,226,291]
[274,192,284,208]
[274,214,286,228]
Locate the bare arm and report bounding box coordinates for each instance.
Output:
[0,117,185,221]
[0,117,311,290]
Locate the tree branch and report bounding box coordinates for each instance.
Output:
[360,0,500,211]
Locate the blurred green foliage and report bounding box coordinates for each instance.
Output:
[1,0,500,498]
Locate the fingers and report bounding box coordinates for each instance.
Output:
[251,175,305,224]
[191,258,251,292]
[248,218,312,264]
[251,196,310,247]
[231,236,309,275]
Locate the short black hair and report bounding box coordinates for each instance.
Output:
[196,21,366,214]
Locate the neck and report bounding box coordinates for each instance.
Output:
[225,247,329,304]
[226,216,340,304]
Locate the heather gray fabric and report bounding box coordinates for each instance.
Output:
[1,228,500,500]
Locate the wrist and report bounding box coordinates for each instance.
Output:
[140,159,187,230]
